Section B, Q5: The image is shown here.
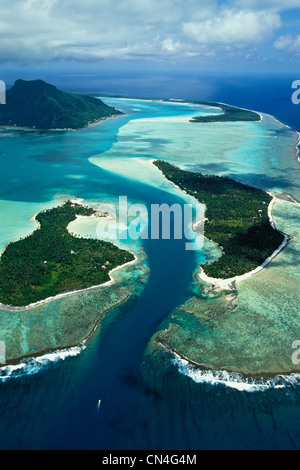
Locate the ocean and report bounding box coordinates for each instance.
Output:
[0,75,299,450]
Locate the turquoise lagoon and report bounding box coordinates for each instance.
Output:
[0,99,215,363]
[0,97,299,450]
[90,98,300,378]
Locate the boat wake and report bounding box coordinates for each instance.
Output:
[171,353,300,393]
[97,399,102,414]
[0,344,86,382]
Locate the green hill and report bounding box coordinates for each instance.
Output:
[0,79,122,130]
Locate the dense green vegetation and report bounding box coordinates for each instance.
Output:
[0,79,122,129]
[0,202,134,307]
[154,161,284,279]
[189,101,261,123]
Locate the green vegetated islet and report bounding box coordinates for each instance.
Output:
[0,79,122,130]
[190,102,260,123]
[0,202,134,307]
[154,160,285,279]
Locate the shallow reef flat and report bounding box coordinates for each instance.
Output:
[0,244,148,364]
[151,198,300,378]
[125,101,300,379]
[0,201,136,308]
[0,196,148,364]
[0,98,299,378]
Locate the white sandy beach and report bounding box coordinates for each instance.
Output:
[151,156,292,289]
[197,194,292,289]
[0,252,139,313]
[0,201,139,312]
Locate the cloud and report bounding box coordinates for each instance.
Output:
[183,9,281,45]
[0,0,203,61]
[0,0,287,63]
[274,34,300,54]
[232,0,300,10]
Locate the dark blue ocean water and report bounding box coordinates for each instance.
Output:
[0,76,299,450]
[209,75,300,133]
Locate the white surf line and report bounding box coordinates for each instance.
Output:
[261,111,300,164]
[171,352,300,393]
[159,342,300,393]
[0,265,138,373]
[0,342,87,381]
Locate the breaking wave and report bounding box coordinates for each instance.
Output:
[171,352,300,393]
[0,343,86,382]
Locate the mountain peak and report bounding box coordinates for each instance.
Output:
[13,79,58,93]
[0,79,122,130]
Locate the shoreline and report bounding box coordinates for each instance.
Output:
[158,342,300,391]
[147,101,300,383]
[0,201,139,312]
[151,159,206,244]
[100,95,264,124]
[0,112,124,133]
[0,288,134,371]
[160,341,300,380]
[191,108,300,288]
[1,97,298,376]
[0,254,138,313]
[261,111,300,165]
[197,194,291,289]
[152,159,291,288]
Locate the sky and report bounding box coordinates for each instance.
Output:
[0,0,299,93]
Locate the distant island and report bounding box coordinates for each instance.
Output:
[0,201,135,307]
[189,101,261,123]
[0,79,122,130]
[154,161,285,279]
